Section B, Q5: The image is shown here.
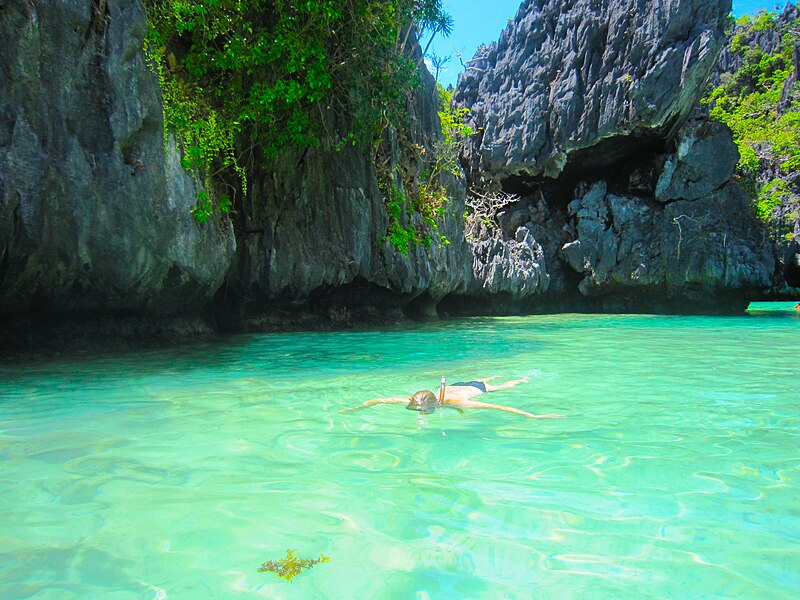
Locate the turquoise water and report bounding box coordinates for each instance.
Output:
[1,302,798,599]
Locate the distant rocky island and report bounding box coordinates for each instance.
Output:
[1,0,798,348]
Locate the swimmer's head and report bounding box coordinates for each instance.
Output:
[406,390,438,414]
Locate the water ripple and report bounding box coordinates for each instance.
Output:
[1,305,798,597]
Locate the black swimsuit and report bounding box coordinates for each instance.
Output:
[450,381,487,393]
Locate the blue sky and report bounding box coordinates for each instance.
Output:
[428,0,796,87]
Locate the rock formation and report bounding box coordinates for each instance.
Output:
[456,0,733,182]
[452,0,778,313]
[0,0,472,344]
[711,3,800,295]
[561,174,774,307]
[0,0,789,347]
[219,31,473,328]
[0,0,235,320]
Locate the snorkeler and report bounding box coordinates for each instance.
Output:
[342,376,564,419]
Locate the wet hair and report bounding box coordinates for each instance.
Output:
[406,390,438,414]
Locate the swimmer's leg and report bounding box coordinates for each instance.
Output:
[483,377,530,392]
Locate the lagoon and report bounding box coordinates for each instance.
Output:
[1,303,798,598]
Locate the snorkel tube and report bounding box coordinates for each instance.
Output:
[436,376,463,413]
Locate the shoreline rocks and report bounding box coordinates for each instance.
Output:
[0,0,791,349]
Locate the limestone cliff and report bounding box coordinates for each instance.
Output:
[452,0,777,313]
[0,0,786,347]
[221,41,473,328]
[456,0,732,182]
[710,3,800,294]
[0,0,472,344]
[0,0,235,322]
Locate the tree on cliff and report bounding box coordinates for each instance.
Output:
[705,8,800,240]
[143,0,453,222]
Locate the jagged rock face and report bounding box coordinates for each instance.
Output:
[655,119,739,202]
[455,0,731,182]
[227,140,472,317]
[0,0,780,338]
[711,4,800,295]
[562,177,775,308]
[784,241,800,287]
[0,0,235,317]
[470,227,550,299]
[0,1,471,332]
[558,119,774,310]
[224,42,473,322]
[714,3,800,82]
[448,0,777,312]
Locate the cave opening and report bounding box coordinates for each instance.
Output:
[498,128,669,209]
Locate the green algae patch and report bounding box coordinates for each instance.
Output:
[257,549,330,581]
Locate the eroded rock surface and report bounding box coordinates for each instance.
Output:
[711,4,800,295]
[456,0,732,182]
[470,226,550,299]
[655,119,739,202]
[0,0,473,338]
[563,178,774,309]
[224,40,473,326]
[0,0,235,318]
[0,0,784,345]
[451,0,777,312]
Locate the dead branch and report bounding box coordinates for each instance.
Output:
[465,189,519,239]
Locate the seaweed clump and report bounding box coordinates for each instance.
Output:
[257,549,330,581]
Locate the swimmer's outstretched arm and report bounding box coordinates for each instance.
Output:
[457,398,564,419]
[339,396,409,413]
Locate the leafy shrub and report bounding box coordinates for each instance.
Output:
[704,9,800,221]
[380,83,472,254]
[756,179,791,220]
[144,0,453,222]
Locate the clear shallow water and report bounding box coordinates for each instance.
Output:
[1,303,798,599]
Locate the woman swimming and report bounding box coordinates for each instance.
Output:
[341,376,564,419]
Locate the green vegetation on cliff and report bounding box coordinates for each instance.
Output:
[143,0,453,224]
[381,84,472,255]
[705,10,800,225]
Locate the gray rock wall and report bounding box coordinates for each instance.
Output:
[0,0,235,317]
[711,3,800,294]
[222,39,473,326]
[225,134,472,323]
[456,0,732,181]
[450,0,777,313]
[0,0,473,336]
[563,177,774,307]
[0,0,784,341]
